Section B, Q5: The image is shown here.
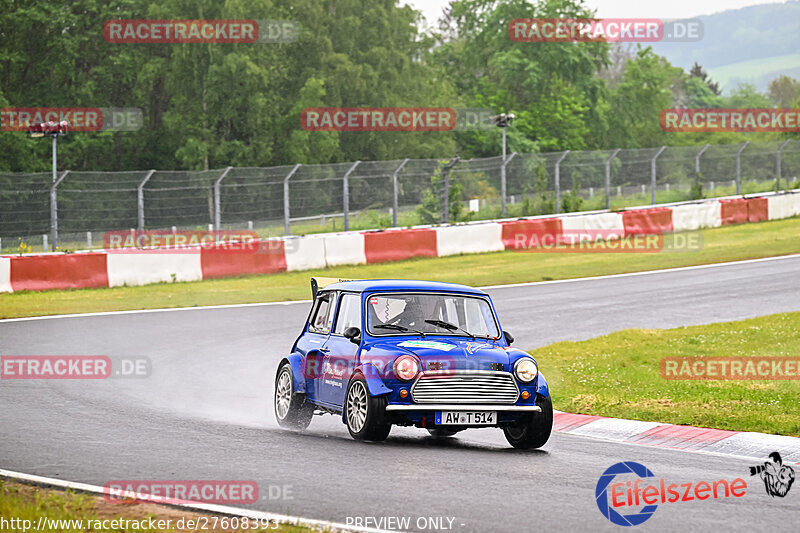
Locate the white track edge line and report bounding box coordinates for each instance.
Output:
[2,253,799,323]
[479,253,800,290]
[0,299,312,323]
[0,468,394,533]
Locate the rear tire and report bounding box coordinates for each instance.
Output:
[345,374,391,441]
[503,394,553,449]
[274,363,314,430]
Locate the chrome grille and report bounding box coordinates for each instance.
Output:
[410,371,519,404]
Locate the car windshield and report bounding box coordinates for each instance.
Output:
[366,293,500,339]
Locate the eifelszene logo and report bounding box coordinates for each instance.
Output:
[749,452,795,497]
[595,461,747,526]
[596,462,658,526]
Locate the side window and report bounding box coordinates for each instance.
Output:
[334,294,361,334]
[309,292,334,334]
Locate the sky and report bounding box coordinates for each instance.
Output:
[403,0,785,24]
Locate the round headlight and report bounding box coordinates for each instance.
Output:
[514,358,538,383]
[394,355,420,381]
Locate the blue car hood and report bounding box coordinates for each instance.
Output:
[364,337,529,370]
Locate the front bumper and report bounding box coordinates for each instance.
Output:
[385,404,541,412]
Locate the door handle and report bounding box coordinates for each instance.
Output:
[319,346,330,353]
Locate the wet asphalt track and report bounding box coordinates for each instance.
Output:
[2,256,800,532]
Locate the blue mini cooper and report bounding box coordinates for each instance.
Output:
[274,278,552,449]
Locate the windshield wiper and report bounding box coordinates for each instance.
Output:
[374,324,426,337]
[424,319,476,340]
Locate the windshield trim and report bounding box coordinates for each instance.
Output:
[363,291,501,339]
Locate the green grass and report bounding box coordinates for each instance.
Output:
[1,216,799,319]
[537,312,800,436]
[0,480,311,532]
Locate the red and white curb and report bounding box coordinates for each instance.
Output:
[0,469,392,533]
[554,411,800,463]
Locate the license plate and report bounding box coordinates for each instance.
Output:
[435,411,497,425]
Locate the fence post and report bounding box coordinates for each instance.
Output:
[695,144,710,175]
[213,166,233,232]
[137,169,156,231]
[777,139,791,192]
[694,144,710,197]
[283,163,302,236]
[651,146,666,205]
[736,141,749,195]
[442,157,460,224]
[50,170,69,251]
[342,161,361,231]
[554,150,569,214]
[604,148,620,210]
[501,152,517,217]
[391,159,409,227]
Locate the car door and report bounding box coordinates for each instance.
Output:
[319,292,362,408]
[296,291,335,403]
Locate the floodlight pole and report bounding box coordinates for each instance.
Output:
[493,113,515,216]
[49,137,60,251]
[50,170,69,252]
[30,121,68,251]
[501,152,517,217]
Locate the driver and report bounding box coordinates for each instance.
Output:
[391,297,426,329]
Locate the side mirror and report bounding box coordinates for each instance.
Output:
[344,326,361,345]
[503,331,514,345]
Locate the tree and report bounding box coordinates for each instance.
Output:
[434,0,609,154]
[689,62,721,96]
[767,75,800,107]
[726,83,771,108]
[605,47,681,148]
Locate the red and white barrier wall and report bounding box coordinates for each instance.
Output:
[2,191,799,293]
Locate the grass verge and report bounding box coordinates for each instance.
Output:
[0,479,312,533]
[1,216,799,319]
[537,312,800,436]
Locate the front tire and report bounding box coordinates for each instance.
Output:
[274,363,313,430]
[503,394,553,449]
[345,375,391,441]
